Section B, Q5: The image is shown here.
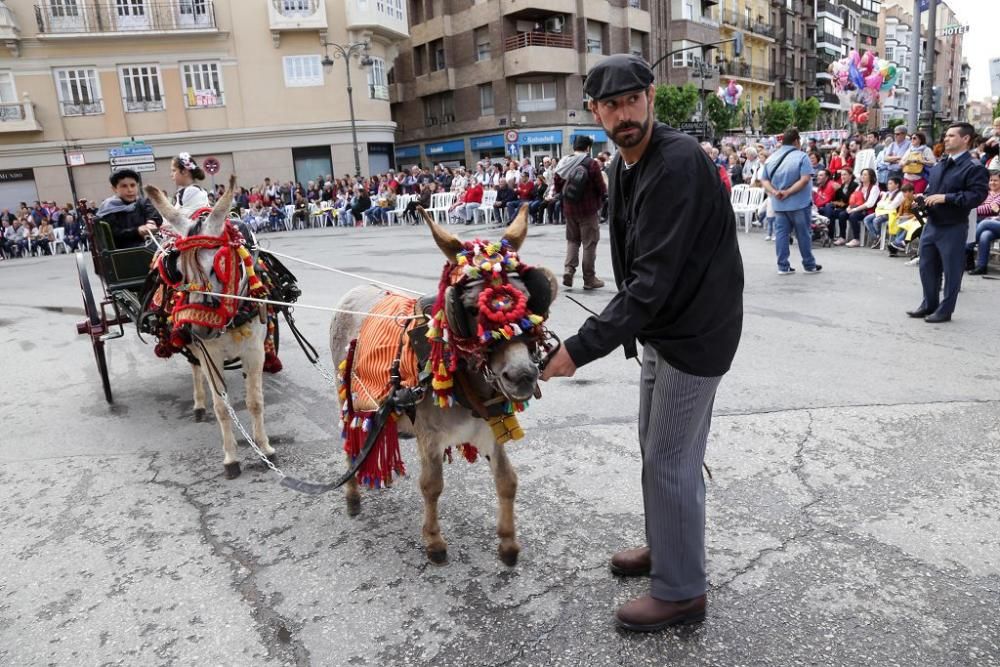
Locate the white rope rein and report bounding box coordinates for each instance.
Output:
[189,290,426,321]
[264,250,423,295]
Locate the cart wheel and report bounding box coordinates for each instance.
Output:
[77,253,114,404]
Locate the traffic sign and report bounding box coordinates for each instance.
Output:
[203,156,220,175]
[504,129,519,144]
[108,146,154,158]
[112,163,155,173]
[110,154,155,167]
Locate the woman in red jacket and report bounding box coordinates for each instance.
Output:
[461,180,484,225]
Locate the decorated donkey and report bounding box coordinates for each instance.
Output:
[329,206,557,566]
[144,176,277,479]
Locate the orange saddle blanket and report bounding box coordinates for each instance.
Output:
[350,293,420,411]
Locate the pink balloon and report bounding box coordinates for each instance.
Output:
[727,80,737,95]
[860,50,875,76]
[850,50,861,66]
[864,72,883,90]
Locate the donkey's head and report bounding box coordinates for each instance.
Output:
[145,175,241,339]
[421,204,558,402]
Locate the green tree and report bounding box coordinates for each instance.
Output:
[887,118,906,131]
[793,97,821,131]
[761,100,795,134]
[654,83,700,127]
[705,94,743,136]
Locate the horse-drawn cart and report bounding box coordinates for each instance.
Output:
[75,220,155,403]
[75,217,297,404]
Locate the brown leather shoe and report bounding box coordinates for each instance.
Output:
[563,273,574,287]
[583,277,605,290]
[609,546,651,577]
[615,594,707,632]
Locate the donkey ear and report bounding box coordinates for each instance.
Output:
[502,203,529,251]
[418,206,464,259]
[143,184,184,228]
[204,174,237,236]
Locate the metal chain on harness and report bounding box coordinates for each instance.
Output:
[192,336,286,478]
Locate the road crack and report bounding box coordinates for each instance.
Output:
[145,453,311,666]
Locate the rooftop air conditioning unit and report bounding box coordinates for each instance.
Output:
[544,16,564,32]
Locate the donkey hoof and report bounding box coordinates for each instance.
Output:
[194,408,206,422]
[426,547,448,565]
[346,495,361,517]
[499,543,520,567]
[223,462,242,479]
[264,453,278,466]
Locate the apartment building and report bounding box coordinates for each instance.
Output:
[878,0,966,127]
[0,0,408,208]
[650,0,720,104]
[771,0,813,103]
[390,0,651,168]
[713,0,776,126]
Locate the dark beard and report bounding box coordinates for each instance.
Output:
[610,115,651,148]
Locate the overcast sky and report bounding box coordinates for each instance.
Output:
[937,0,997,101]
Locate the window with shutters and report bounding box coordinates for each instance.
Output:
[515,81,556,112]
[282,55,323,87]
[181,62,224,107]
[54,67,104,115]
[479,83,494,115]
[367,57,388,100]
[118,64,164,112]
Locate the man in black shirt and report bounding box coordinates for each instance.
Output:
[542,55,744,632]
[96,169,162,248]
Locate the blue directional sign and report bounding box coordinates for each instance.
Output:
[108,142,154,158]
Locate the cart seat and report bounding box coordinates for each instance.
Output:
[93,220,154,292]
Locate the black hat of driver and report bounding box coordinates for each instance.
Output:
[584,54,655,102]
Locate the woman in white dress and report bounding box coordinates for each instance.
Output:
[171,152,210,218]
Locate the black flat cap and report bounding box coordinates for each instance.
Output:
[584,54,654,101]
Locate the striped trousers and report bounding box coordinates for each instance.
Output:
[638,345,723,601]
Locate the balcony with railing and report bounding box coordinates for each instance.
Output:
[60,99,104,116]
[35,1,218,37]
[268,0,326,42]
[1,2,20,56]
[0,97,42,133]
[717,60,775,82]
[345,0,407,41]
[503,30,576,76]
[123,98,165,113]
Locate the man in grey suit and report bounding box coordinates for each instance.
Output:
[542,55,744,632]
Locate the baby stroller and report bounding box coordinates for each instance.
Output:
[811,209,832,248]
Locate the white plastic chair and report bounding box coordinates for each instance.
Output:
[475,190,498,225]
[386,195,412,225]
[52,226,68,254]
[733,187,766,233]
[427,192,456,225]
[283,205,295,231]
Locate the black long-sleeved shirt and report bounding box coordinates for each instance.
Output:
[563,123,744,378]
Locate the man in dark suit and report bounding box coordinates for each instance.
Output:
[907,122,989,323]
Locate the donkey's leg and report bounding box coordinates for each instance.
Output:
[419,439,448,564]
[191,362,207,422]
[344,464,361,517]
[194,343,241,479]
[488,442,520,566]
[241,334,275,462]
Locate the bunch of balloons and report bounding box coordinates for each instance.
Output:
[848,103,868,125]
[829,49,899,110]
[716,80,744,107]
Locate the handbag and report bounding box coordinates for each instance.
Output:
[902,150,925,175]
[848,188,865,207]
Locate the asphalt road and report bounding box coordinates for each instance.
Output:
[1,221,998,666]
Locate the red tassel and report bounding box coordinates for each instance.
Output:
[263,352,283,374]
[342,410,406,488]
[458,443,479,463]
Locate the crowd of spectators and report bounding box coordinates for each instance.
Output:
[1,199,92,259]
[701,116,1000,267]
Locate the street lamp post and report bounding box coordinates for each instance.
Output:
[321,40,373,179]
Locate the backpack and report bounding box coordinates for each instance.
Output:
[562,157,593,203]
